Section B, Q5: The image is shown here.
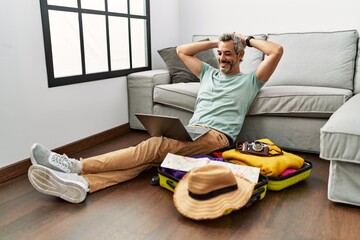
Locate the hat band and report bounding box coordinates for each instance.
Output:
[188,184,238,201]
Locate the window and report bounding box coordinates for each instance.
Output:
[39,0,151,87]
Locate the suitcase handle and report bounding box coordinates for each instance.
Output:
[166,180,176,190]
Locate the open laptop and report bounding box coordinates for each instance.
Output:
[135,113,210,141]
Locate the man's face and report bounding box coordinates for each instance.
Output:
[217,40,242,75]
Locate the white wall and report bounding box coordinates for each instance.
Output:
[179,0,360,43]
[0,0,179,168]
[151,0,180,69]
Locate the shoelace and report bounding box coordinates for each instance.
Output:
[50,153,75,173]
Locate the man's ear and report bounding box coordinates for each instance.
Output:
[238,50,244,60]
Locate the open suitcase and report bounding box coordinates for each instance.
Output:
[213,142,313,191]
[151,165,268,207]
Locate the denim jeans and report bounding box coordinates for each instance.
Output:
[81,129,230,192]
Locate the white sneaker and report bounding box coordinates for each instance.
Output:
[30,143,82,174]
[28,165,89,204]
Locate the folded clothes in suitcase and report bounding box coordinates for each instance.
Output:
[219,139,313,191]
[151,161,268,207]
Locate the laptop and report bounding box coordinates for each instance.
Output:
[135,113,210,141]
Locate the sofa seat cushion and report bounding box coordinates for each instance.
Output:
[154,83,199,112]
[248,86,353,118]
[320,94,360,164]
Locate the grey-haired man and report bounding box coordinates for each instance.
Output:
[28,33,283,203]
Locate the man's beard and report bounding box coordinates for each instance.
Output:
[219,60,234,74]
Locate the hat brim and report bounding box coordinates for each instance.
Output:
[173,173,255,220]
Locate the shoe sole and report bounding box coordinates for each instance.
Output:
[28,165,87,204]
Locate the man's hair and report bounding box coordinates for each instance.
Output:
[219,33,244,53]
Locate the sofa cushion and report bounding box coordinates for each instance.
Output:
[266,30,358,90]
[157,40,218,84]
[154,83,199,112]
[354,40,360,94]
[248,86,353,118]
[320,94,360,164]
[193,34,267,74]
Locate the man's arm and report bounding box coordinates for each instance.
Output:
[243,36,283,83]
[176,40,218,77]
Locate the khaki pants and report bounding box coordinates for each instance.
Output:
[81,129,230,192]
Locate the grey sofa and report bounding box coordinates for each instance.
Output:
[127,30,360,206]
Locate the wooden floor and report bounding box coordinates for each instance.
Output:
[1,130,360,240]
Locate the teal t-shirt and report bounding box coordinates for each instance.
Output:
[188,62,265,141]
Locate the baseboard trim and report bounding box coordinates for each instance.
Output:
[0,123,131,184]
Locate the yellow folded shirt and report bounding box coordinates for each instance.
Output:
[222,139,304,177]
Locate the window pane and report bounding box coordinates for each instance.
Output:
[82,14,108,74]
[81,0,105,11]
[109,17,130,70]
[130,18,147,68]
[47,0,78,8]
[108,0,127,13]
[48,10,82,78]
[130,0,146,16]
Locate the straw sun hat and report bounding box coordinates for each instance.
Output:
[173,164,255,220]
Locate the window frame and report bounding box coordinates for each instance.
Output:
[39,0,151,87]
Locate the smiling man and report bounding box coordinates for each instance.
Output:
[27,32,282,204]
[177,33,283,144]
